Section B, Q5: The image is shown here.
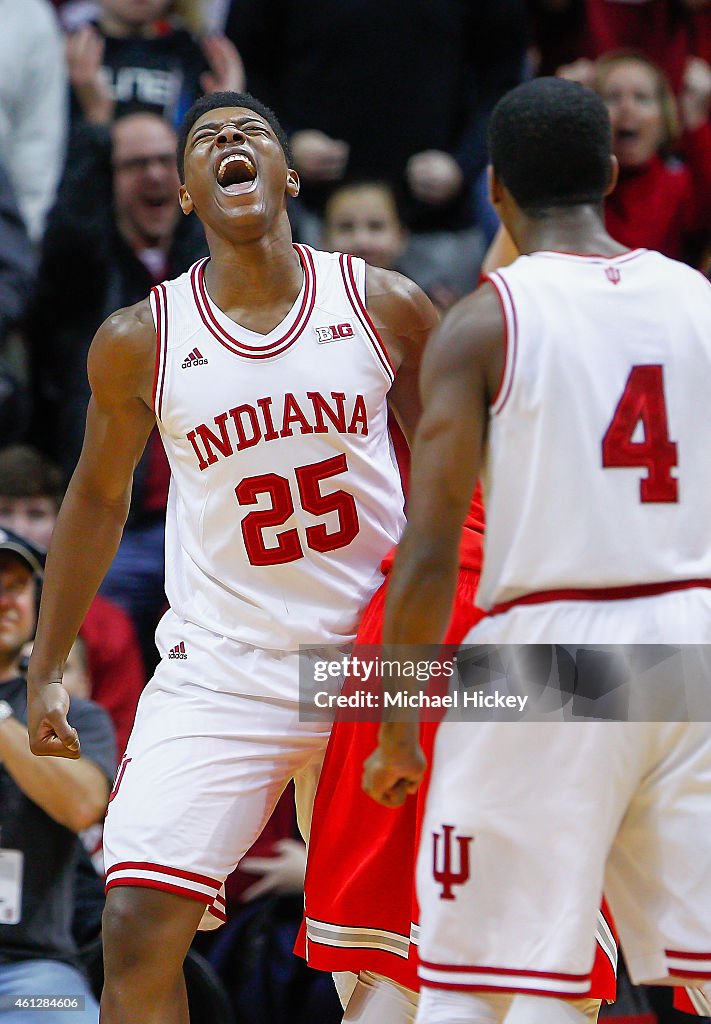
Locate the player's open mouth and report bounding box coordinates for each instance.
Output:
[217,153,258,195]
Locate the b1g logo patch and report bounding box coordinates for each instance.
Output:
[432,824,474,900]
[314,321,355,344]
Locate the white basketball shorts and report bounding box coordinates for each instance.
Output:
[102,610,332,925]
[416,590,711,997]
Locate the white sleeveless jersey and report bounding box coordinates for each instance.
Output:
[477,248,711,611]
[149,244,405,649]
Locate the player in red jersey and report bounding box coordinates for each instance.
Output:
[300,485,617,1023]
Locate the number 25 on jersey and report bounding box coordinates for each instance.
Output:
[236,454,360,566]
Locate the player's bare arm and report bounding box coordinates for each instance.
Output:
[27,301,157,759]
[363,282,505,807]
[366,265,439,443]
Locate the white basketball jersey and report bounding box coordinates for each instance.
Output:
[150,244,405,649]
[477,249,711,611]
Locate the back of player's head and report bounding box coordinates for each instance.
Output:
[488,77,613,214]
[177,91,291,182]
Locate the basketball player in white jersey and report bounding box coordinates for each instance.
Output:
[25,90,436,1023]
[364,77,711,1023]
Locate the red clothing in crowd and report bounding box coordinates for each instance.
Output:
[532,0,711,91]
[586,0,693,93]
[605,123,711,262]
[80,594,146,756]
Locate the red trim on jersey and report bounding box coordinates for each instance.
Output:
[420,962,590,982]
[151,286,161,411]
[105,877,213,904]
[484,276,509,410]
[419,961,592,997]
[346,255,396,375]
[487,577,711,616]
[157,284,168,420]
[667,950,711,979]
[151,284,168,420]
[189,245,316,360]
[419,980,591,998]
[105,860,221,889]
[487,272,518,413]
[666,950,711,960]
[420,980,592,999]
[533,249,648,264]
[339,253,395,382]
[205,903,227,923]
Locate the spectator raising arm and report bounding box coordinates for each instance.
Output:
[0,712,109,833]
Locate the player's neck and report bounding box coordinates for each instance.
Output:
[514,207,628,259]
[203,232,304,320]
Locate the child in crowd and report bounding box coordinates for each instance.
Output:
[321,179,464,311]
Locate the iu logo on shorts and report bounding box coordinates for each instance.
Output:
[432,824,474,900]
[108,756,132,804]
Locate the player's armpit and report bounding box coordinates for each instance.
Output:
[365,266,439,444]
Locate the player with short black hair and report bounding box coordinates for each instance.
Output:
[487,76,613,214]
[176,90,292,181]
[28,90,435,1024]
[366,75,711,1024]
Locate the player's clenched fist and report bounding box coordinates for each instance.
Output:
[27,681,81,759]
[362,724,426,807]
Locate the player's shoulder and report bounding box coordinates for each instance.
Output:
[365,265,438,335]
[366,264,427,305]
[91,298,155,362]
[645,250,711,302]
[440,280,505,344]
[421,281,505,389]
[87,298,156,401]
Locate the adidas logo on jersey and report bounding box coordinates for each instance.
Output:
[168,641,187,659]
[182,348,208,368]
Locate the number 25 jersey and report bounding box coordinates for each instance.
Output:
[150,245,406,649]
[478,249,711,611]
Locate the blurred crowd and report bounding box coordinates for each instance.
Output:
[0,1,709,1022]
